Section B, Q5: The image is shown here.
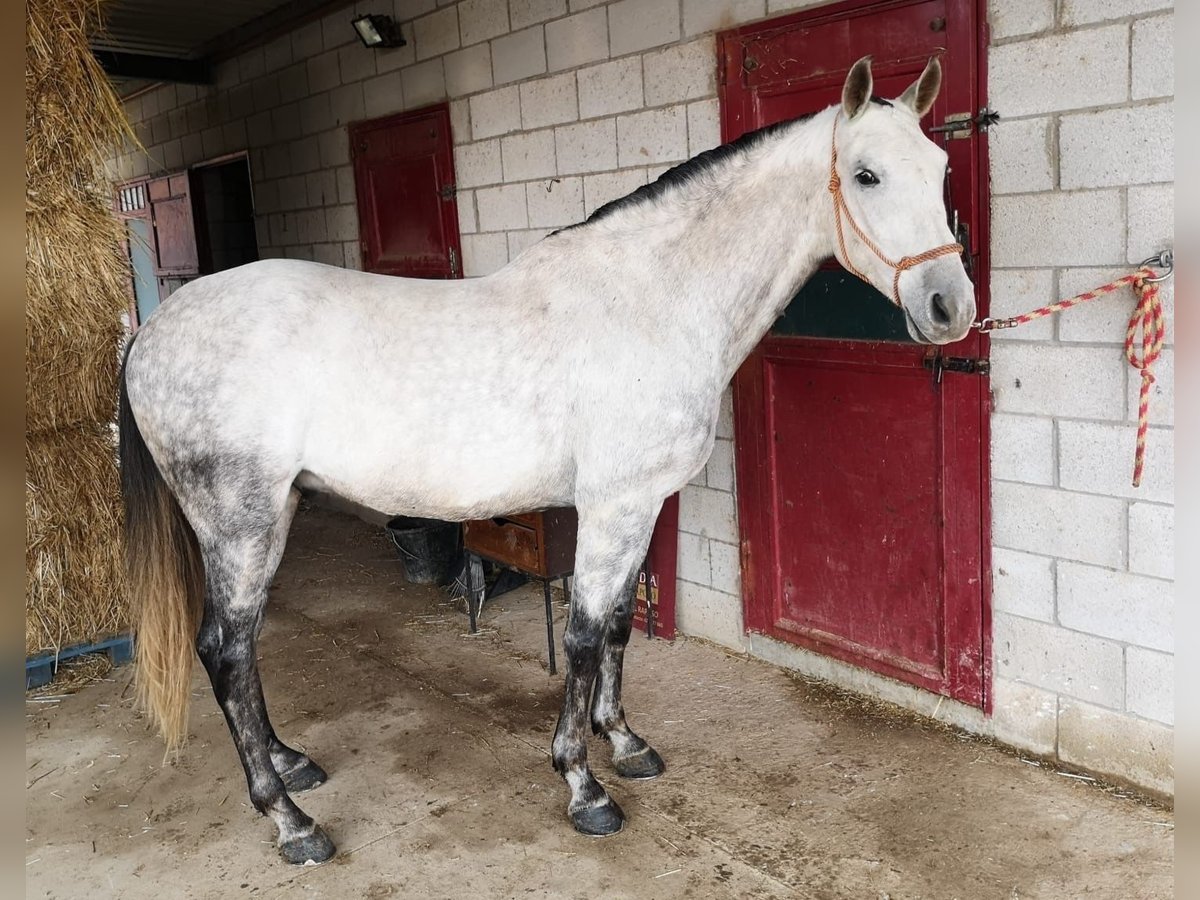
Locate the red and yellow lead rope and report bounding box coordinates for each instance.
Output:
[977,267,1166,487]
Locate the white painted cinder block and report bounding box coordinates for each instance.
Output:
[992,481,1125,567]
[992,546,1055,622]
[456,189,478,234]
[444,43,494,97]
[492,26,548,85]
[1058,698,1173,796]
[545,8,608,72]
[577,57,644,118]
[643,39,718,106]
[986,0,1054,39]
[414,6,460,60]
[363,72,404,118]
[401,58,447,107]
[677,531,712,586]
[520,72,579,130]
[990,343,1127,421]
[1057,560,1174,653]
[617,106,689,167]
[455,139,503,188]
[461,232,508,276]
[459,0,510,46]
[989,675,1058,756]
[1127,182,1174,266]
[608,0,680,56]
[1126,646,1174,725]
[1060,0,1172,26]
[687,98,721,155]
[679,484,739,543]
[555,118,618,175]
[510,0,567,30]
[583,168,647,215]
[470,85,522,139]
[1133,14,1174,101]
[708,539,740,596]
[1059,102,1173,190]
[475,183,529,232]
[991,190,1124,267]
[705,438,735,492]
[988,116,1054,194]
[501,129,557,180]
[450,98,471,143]
[1129,501,1173,580]
[683,0,766,37]
[990,413,1054,486]
[676,580,746,650]
[526,176,585,227]
[987,269,1055,342]
[1058,419,1173,503]
[993,612,1124,709]
[988,25,1128,118]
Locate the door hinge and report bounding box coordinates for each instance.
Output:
[923,353,990,383]
[448,246,459,277]
[929,107,1000,140]
[439,183,457,201]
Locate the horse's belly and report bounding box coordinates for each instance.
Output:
[299,423,573,521]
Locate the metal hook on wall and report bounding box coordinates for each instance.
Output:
[1140,249,1174,283]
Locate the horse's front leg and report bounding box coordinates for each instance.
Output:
[590,585,666,780]
[552,499,660,836]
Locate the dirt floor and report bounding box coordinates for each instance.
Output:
[26,507,1174,899]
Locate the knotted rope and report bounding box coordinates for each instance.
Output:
[976,267,1167,487]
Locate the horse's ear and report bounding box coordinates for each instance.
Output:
[841,56,873,120]
[898,56,942,118]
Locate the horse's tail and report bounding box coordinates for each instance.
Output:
[119,335,205,751]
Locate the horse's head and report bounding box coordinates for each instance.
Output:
[829,55,975,344]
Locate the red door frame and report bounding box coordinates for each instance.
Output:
[720,0,993,710]
[349,104,463,278]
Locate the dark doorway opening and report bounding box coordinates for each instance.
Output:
[192,156,259,276]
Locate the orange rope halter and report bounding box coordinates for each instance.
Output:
[975,264,1168,487]
[827,115,964,306]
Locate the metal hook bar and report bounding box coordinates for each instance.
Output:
[1139,249,1173,283]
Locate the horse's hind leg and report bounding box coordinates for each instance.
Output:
[194,486,335,865]
[552,499,661,836]
[259,489,327,794]
[590,582,666,780]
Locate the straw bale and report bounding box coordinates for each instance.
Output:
[26,0,134,657]
[26,0,133,433]
[26,423,127,655]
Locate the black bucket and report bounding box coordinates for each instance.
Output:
[385,517,461,585]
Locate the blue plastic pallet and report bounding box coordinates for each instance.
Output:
[25,634,134,690]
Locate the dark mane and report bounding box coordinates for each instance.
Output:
[571,114,814,228]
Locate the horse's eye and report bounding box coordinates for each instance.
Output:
[855,169,879,186]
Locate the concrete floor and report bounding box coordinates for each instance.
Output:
[27,508,1173,899]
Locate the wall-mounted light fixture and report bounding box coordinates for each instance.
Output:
[352,14,407,49]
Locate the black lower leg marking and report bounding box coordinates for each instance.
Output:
[590,582,665,780]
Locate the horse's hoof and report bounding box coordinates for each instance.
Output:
[281,759,328,794]
[569,798,625,837]
[279,826,337,866]
[613,745,666,780]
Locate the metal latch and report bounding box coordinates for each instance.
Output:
[439,183,457,200]
[929,107,1000,139]
[923,354,990,383]
[448,246,459,277]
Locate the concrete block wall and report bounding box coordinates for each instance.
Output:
[113,0,1173,795]
[986,0,1174,794]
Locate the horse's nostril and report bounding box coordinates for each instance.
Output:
[930,292,951,326]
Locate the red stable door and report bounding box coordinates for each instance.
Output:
[722,0,992,707]
[351,104,463,278]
